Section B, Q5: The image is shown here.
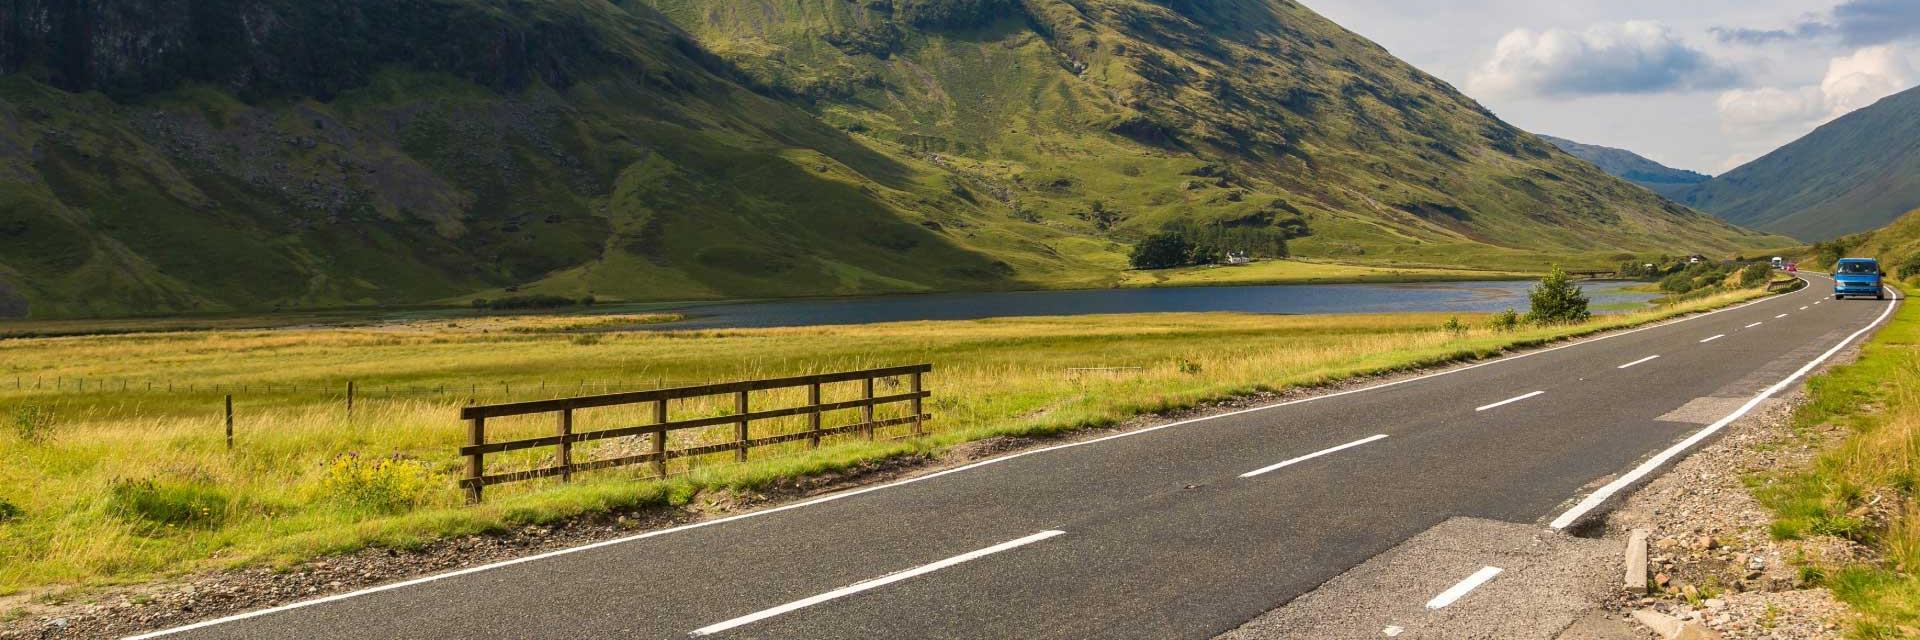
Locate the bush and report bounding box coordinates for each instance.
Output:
[1129,232,1193,270]
[1489,308,1520,331]
[1443,316,1466,336]
[320,454,433,513]
[10,404,55,444]
[1659,272,1696,294]
[1527,266,1590,324]
[1899,255,1920,280]
[0,497,21,523]
[108,478,230,529]
[1739,262,1771,287]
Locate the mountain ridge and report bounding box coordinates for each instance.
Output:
[1678,85,1920,241]
[0,0,1785,319]
[1539,135,1709,199]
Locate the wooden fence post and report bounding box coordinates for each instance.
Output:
[651,399,668,478]
[224,395,234,450]
[911,370,925,438]
[808,381,823,449]
[862,376,876,440]
[557,408,573,482]
[735,390,750,463]
[466,416,486,503]
[346,380,356,416]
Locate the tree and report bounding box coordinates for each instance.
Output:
[1527,266,1590,324]
[1129,232,1193,270]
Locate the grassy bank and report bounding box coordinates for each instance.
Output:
[0,287,1771,601]
[1115,259,1535,288]
[1758,293,1920,638]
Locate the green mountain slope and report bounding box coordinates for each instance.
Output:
[1679,85,1920,242]
[1539,135,1709,199]
[0,0,1783,319]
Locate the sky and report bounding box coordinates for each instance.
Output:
[1305,0,1920,175]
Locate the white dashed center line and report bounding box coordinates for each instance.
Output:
[1425,566,1504,609]
[1800,306,1809,310]
[1241,434,1390,478]
[1776,314,1789,319]
[1617,355,1661,369]
[1746,322,1763,328]
[690,530,1067,636]
[1700,334,1725,343]
[1475,391,1544,412]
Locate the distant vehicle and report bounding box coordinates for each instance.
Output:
[1770,256,1784,269]
[1687,255,1707,264]
[1786,262,1798,273]
[1832,258,1886,300]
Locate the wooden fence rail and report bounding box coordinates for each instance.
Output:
[459,364,932,502]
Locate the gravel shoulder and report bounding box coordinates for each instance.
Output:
[1571,353,1874,639]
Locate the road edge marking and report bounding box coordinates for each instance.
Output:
[1548,288,1900,529]
[688,530,1065,636]
[1425,566,1504,609]
[1240,434,1389,478]
[123,278,1817,639]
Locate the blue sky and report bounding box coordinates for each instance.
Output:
[1307,0,1920,174]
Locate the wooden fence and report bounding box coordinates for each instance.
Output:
[458,364,932,502]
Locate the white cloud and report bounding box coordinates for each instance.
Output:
[1716,45,1913,135]
[1469,21,1741,98]
[1712,44,1915,171]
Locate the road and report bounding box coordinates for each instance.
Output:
[141,274,1898,640]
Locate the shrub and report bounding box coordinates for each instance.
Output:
[108,478,229,529]
[10,404,55,444]
[1489,308,1520,331]
[1898,255,1920,280]
[1740,262,1771,287]
[1659,272,1696,294]
[1526,266,1591,324]
[320,454,433,513]
[0,497,21,523]
[1443,316,1466,336]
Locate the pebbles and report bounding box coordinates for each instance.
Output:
[1597,389,1860,639]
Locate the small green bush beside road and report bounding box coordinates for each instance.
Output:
[1526,267,1591,324]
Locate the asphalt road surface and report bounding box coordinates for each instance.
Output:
[141,274,1899,640]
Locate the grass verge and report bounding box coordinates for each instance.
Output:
[0,286,1773,602]
[1757,289,1920,638]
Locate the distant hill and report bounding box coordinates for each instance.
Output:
[1679,85,1920,241]
[0,0,1784,318]
[1817,207,1920,277]
[1540,135,1709,199]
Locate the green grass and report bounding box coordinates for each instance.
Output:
[0,286,1773,603]
[1756,279,1920,637]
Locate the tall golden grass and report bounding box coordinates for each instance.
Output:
[0,289,1768,597]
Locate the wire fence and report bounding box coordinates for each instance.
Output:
[0,376,700,403]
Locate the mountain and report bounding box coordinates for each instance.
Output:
[1679,85,1920,241]
[1539,135,1709,199]
[0,0,1783,319]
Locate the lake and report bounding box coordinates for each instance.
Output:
[639,280,1658,330]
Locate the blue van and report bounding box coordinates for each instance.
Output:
[1833,258,1886,300]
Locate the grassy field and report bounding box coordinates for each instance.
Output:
[1757,289,1920,638]
[0,287,1772,603]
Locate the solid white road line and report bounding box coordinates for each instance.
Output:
[1775,314,1789,319]
[1240,435,1389,478]
[1425,566,1504,609]
[125,277,1816,639]
[1617,355,1661,369]
[689,530,1066,636]
[1550,291,1901,530]
[1746,322,1764,328]
[1699,334,1725,343]
[1476,391,1543,412]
